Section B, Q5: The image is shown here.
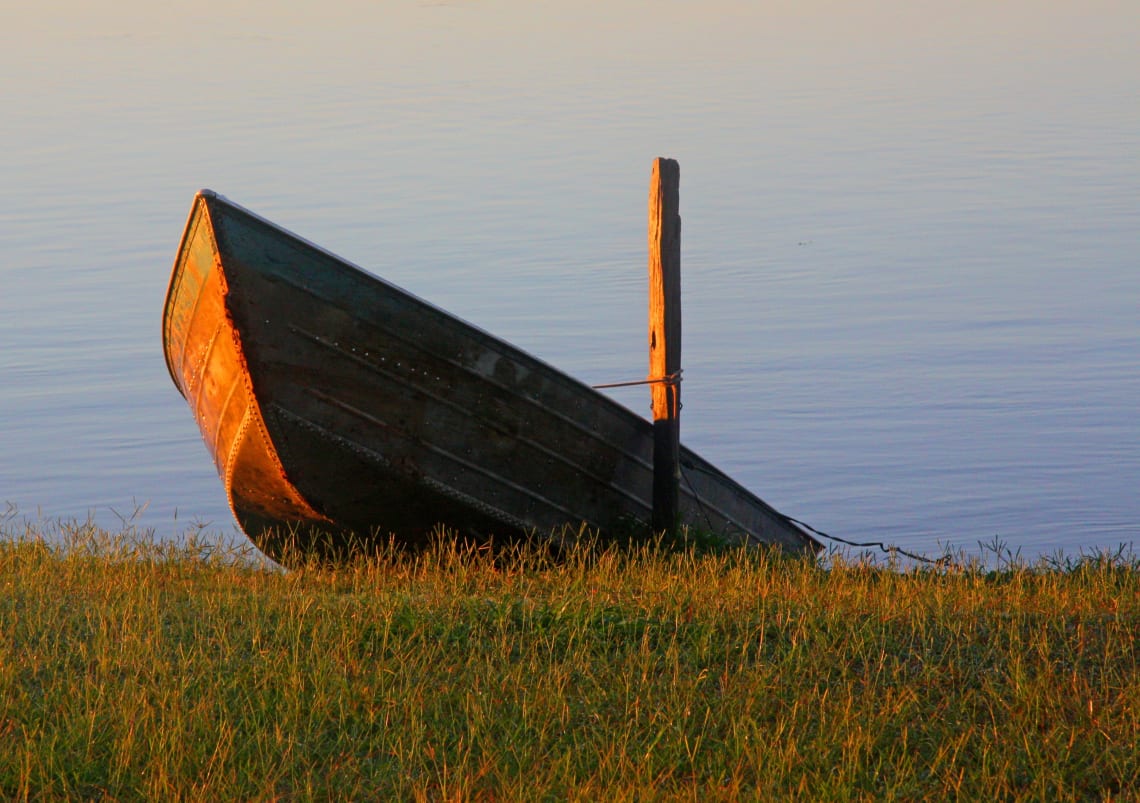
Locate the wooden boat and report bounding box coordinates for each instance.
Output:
[163,190,820,564]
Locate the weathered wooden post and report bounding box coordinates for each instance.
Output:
[648,157,681,536]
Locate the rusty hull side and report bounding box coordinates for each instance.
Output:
[162,194,331,550]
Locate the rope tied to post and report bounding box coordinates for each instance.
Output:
[592,369,683,391]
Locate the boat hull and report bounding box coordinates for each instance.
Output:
[163,191,819,564]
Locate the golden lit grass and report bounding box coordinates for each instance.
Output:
[1,516,1137,800]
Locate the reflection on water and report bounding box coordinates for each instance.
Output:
[2,0,1137,559]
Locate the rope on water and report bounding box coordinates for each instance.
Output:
[782,515,953,566]
[594,368,945,565]
[678,458,950,566]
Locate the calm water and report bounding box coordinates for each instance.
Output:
[3,0,1137,560]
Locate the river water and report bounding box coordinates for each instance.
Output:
[3,0,1137,561]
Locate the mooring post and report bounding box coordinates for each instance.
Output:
[648,157,681,536]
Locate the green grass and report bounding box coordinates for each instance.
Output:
[1,515,1138,801]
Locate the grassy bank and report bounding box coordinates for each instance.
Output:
[1,521,1137,801]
